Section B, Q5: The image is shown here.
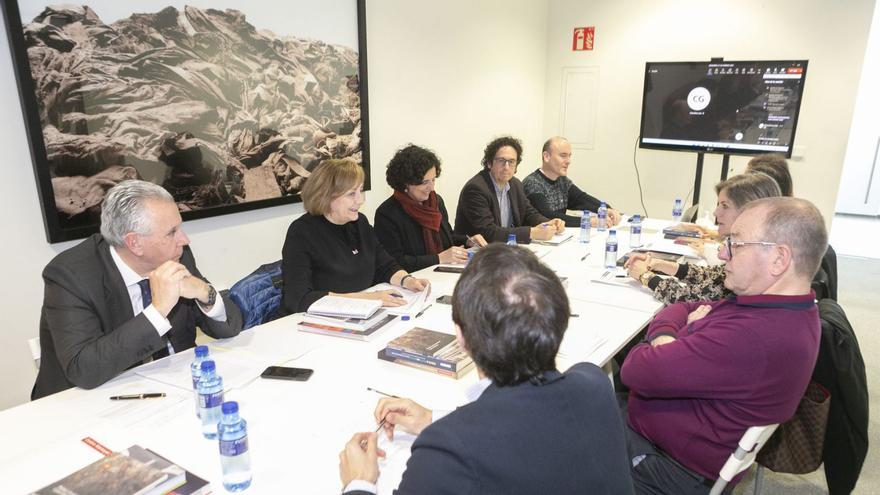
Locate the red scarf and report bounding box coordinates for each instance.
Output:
[394,190,444,255]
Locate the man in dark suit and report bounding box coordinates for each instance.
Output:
[338,244,634,495]
[32,180,242,400]
[454,136,564,243]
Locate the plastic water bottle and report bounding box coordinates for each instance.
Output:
[672,198,683,223]
[597,202,608,232]
[218,401,253,492]
[630,215,642,248]
[190,345,209,417]
[605,230,618,268]
[198,360,224,439]
[507,233,517,246]
[579,211,591,244]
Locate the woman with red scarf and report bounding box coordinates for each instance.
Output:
[375,145,487,273]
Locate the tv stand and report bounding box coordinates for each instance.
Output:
[691,153,732,209]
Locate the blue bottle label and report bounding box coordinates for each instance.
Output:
[199,391,224,408]
[220,436,249,456]
[607,244,617,253]
[191,376,199,389]
[632,226,641,234]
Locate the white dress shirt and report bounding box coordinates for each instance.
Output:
[109,246,227,355]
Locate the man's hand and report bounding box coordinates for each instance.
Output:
[179,273,211,304]
[148,261,190,317]
[374,397,433,440]
[438,246,469,264]
[549,218,566,234]
[339,432,384,487]
[607,208,622,226]
[626,258,650,281]
[650,335,677,347]
[529,224,554,241]
[687,304,712,323]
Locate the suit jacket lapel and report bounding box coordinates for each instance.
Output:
[97,240,137,332]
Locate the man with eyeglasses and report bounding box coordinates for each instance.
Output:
[619,197,826,495]
[523,136,621,228]
[454,136,565,243]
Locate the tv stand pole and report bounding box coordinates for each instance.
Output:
[692,152,705,207]
[720,154,731,181]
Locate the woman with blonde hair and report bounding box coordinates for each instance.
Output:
[278,159,429,315]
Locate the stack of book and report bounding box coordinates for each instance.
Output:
[298,296,398,341]
[378,327,474,379]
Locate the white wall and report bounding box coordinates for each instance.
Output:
[0,0,549,410]
[543,0,876,224]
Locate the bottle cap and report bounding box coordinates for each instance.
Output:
[194,345,209,357]
[200,360,216,373]
[401,315,410,321]
[632,214,640,221]
[609,229,617,235]
[221,401,239,414]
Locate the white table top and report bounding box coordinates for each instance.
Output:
[2,219,671,495]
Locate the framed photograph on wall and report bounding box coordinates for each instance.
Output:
[1,0,369,243]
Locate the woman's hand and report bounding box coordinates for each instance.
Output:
[339,290,407,307]
[438,246,469,264]
[402,276,430,293]
[466,234,488,248]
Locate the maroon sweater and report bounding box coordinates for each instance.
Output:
[621,292,820,482]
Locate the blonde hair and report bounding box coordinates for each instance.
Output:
[301,159,365,215]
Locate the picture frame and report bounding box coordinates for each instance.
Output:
[1,0,370,243]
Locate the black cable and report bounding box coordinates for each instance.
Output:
[632,135,649,217]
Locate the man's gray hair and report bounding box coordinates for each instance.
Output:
[743,197,828,278]
[100,180,174,247]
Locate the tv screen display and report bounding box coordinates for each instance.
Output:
[638,60,808,157]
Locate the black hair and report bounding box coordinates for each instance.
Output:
[385,144,442,192]
[481,136,523,169]
[452,244,569,386]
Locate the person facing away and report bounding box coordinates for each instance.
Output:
[278,159,430,315]
[620,197,826,495]
[454,136,565,243]
[746,153,793,197]
[374,144,486,273]
[32,180,242,399]
[338,243,634,495]
[522,136,621,227]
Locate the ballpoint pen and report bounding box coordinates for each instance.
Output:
[361,418,388,447]
[367,387,399,398]
[416,304,432,318]
[109,393,165,400]
[581,252,591,261]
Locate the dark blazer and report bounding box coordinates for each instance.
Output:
[32,234,243,400]
[454,169,549,243]
[374,194,467,272]
[347,363,634,495]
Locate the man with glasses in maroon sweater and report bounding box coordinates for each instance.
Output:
[620,197,826,495]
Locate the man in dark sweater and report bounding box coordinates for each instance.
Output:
[522,136,621,227]
[620,197,827,494]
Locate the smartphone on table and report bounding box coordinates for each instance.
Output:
[261,366,314,381]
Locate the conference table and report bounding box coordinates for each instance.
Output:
[1,220,679,494]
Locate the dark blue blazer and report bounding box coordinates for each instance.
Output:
[348,362,634,495]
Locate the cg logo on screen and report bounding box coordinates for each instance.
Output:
[687,87,711,111]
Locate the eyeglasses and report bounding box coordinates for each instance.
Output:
[492,157,518,167]
[720,236,778,258]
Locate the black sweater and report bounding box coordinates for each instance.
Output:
[374,194,467,273]
[279,213,401,315]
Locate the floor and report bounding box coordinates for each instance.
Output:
[732,214,879,494]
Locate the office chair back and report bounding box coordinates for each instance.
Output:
[709,424,779,495]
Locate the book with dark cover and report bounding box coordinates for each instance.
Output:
[382,327,473,374]
[662,224,703,238]
[32,445,186,495]
[145,449,212,495]
[377,349,475,379]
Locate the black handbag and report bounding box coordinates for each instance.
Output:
[757,381,831,474]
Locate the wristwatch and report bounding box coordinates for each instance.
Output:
[400,274,413,287]
[198,284,217,310]
[639,271,656,287]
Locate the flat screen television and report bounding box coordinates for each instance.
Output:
[638,60,808,157]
